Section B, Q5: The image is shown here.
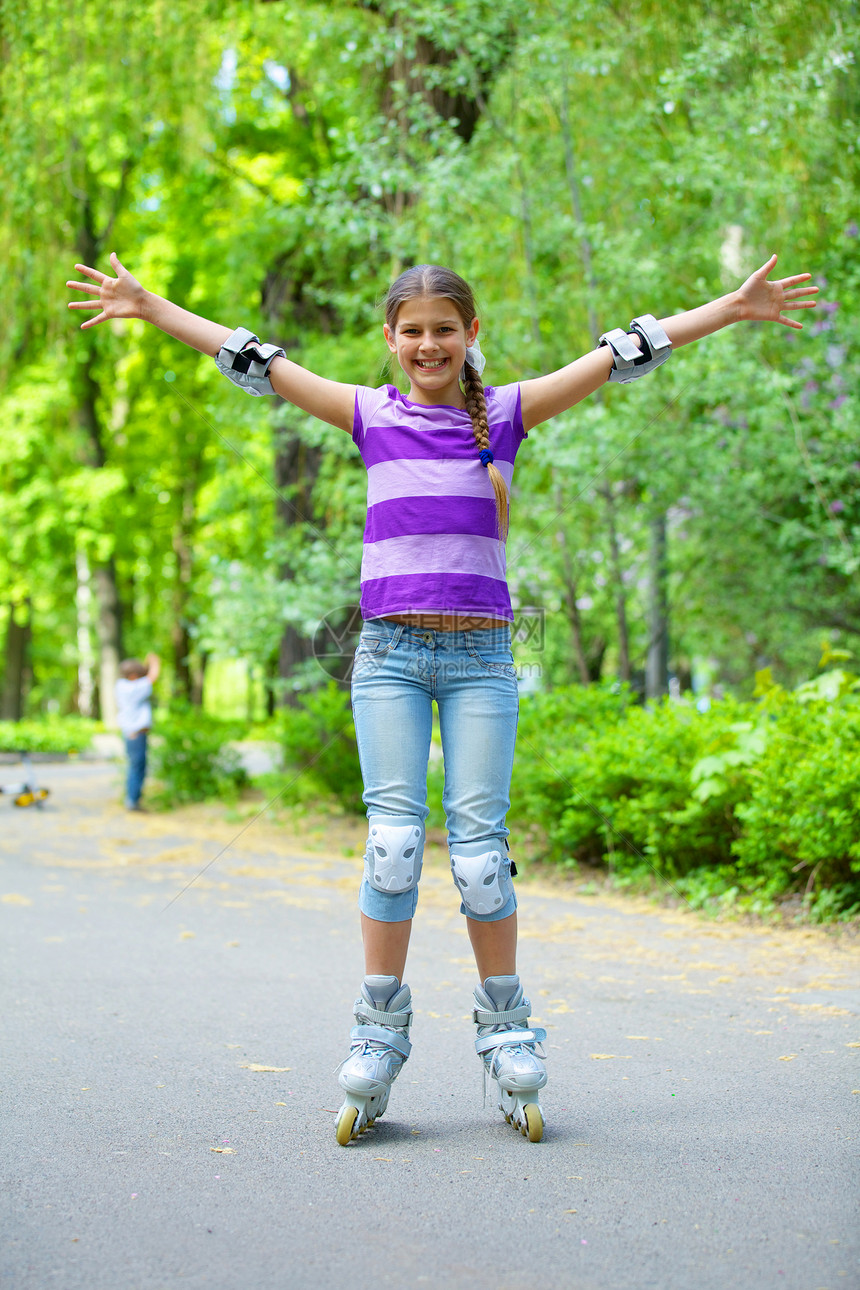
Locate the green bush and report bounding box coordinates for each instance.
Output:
[507,673,860,918]
[277,682,364,813]
[150,706,248,804]
[0,718,100,754]
[731,685,860,898]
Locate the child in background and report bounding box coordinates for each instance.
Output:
[115,653,160,811]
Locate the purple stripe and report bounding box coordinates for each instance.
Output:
[360,573,513,621]
[361,422,521,469]
[366,496,499,543]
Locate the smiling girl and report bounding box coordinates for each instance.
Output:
[68,252,817,1144]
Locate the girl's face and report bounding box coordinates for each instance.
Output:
[383,294,478,404]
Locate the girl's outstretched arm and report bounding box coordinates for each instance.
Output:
[519,254,818,432]
[67,253,356,433]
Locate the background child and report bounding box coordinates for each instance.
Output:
[69,250,816,1143]
[115,653,160,811]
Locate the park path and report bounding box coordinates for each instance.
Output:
[1,761,858,1290]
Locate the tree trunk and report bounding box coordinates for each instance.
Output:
[559,65,601,348]
[75,192,124,725]
[560,76,633,684]
[75,549,96,718]
[601,487,632,683]
[171,473,196,701]
[190,652,207,709]
[93,560,123,728]
[1,602,30,722]
[273,423,322,706]
[645,512,670,701]
[554,496,590,685]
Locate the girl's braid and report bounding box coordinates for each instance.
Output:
[462,360,509,541]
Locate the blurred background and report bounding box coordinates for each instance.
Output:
[1,0,857,915]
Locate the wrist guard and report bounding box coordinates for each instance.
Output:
[215,327,286,397]
[598,313,672,383]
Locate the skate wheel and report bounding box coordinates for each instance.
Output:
[335,1105,359,1146]
[14,792,34,807]
[523,1103,544,1143]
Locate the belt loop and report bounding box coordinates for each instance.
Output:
[392,624,404,646]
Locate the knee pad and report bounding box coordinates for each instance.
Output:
[450,839,513,917]
[364,815,424,895]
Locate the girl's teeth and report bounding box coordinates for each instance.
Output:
[417,359,446,368]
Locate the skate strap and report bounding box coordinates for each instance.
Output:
[355,1002,412,1029]
[474,1027,546,1056]
[350,1023,412,1059]
[472,1002,531,1027]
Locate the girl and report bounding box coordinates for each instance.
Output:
[68,252,817,1144]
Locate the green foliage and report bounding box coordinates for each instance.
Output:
[2,0,858,718]
[0,718,100,754]
[509,674,860,917]
[1,0,858,926]
[731,681,860,898]
[150,706,247,804]
[276,683,364,813]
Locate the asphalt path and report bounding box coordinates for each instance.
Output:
[2,762,858,1290]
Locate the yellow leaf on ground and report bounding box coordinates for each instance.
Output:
[779,1054,798,1061]
[241,1063,291,1072]
[590,1054,632,1060]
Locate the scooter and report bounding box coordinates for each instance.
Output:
[0,752,50,807]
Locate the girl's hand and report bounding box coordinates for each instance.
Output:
[736,254,818,329]
[66,252,146,329]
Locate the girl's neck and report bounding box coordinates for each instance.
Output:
[405,381,465,409]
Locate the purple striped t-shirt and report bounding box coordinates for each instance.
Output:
[352,383,527,621]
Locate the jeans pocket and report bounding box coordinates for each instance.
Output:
[354,634,398,678]
[467,643,517,678]
[356,634,395,657]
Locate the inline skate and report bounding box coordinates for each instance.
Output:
[473,974,547,1142]
[335,975,412,1145]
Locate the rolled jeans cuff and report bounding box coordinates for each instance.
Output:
[358,878,419,923]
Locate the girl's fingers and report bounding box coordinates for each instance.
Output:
[68,300,103,310]
[783,286,818,298]
[66,280,102,294]
[80,312,107,329]
[73,263,106,282]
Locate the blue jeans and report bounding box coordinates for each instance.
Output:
[351,619,519,923]
[124,732,148,807]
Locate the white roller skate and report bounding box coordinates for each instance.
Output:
[334,975,412,1145]
[473,974,547,1142]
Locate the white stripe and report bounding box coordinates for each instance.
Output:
[361,533,507,582]
[367,457,514,505]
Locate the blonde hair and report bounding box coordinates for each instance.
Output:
[384,265,509,540]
